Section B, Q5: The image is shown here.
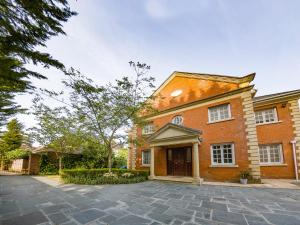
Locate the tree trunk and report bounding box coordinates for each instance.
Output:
[58,156,63,174]
[108,145,112,173]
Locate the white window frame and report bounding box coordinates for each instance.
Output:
[208,104,231,123]
[142,124,154,135]
[259,144,283,165]
[142,150,151,166]
[172,115,183,125]
[255,108,278,125]
[210,143,235,165]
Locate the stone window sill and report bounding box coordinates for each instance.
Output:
[260,163,287,167]
[256,121,282,126]
[207,118,235,125]
[209,164,239,168]
[141,164,150,167]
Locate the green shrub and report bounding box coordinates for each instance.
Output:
[60,168,149,185]
[39,154,59,175]
[5,149,29,160]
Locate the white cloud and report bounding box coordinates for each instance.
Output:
[145,0,173,19]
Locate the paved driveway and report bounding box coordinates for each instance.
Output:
[1,176,300,225]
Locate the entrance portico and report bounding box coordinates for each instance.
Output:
[148,123,202,184]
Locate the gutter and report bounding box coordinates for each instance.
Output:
[291,140,299,181]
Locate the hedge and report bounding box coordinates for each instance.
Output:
[60,168,149,185]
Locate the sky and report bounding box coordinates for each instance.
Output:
[16,0,300,129]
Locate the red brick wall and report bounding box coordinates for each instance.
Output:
[256,102,296,179]
[28,154,41,175]
[136,96,250,181]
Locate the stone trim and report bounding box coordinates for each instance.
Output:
[289,100,300,175]
[131,126,137,170]
[241,91,261,179]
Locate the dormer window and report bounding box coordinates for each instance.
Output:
[142,123,154,135]
[172,115,183,125]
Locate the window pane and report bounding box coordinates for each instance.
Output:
[219,105,229,120]
[264,109,275,123]
[255,111,264,124]
[142,124,154,134]
[209,104,230,122]
[259,146,269,163]
[223,144,233,163]
[209,108,219,122]
[259,144,282,164]
[255,108,277,124]
[269,145,281,163]
[172,116,183,125]
[213,145,222,164]
[142,150,151,164]
[212,145,222,163]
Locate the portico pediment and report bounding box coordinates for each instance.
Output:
[148,123,201,146]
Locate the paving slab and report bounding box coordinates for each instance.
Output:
[1,176,300,225]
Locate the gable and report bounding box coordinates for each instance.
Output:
[148,123,201,143]
[153,73,252,111]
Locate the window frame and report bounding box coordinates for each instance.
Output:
[141,149,151,166]
[259,144,283,165]
[210,143,235,166]
[142,123,154,135]
[172,115,183,125]
[255,108,278,125]
[208,104,232,123]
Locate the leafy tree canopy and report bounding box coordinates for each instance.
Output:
[1,118,23,151]
[0,0,77,126]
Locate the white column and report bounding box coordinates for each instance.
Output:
[149,146,155,179]
[192,142,201,184]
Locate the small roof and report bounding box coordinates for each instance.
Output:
[254,89,300,106]
[148,123,201,143]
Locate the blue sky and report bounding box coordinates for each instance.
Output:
[16,0,300,129]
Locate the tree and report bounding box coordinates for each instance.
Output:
[30,97,83,172]
[63,62,156,172]
[2,118,23,151]
[0,0,77,126]
[0,118,24,168]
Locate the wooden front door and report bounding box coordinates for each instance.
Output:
[167,148,192,176]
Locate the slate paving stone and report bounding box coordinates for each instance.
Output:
[194,217,229,225]
[98,214,117,223]
[201,200,228,211]
[166,199,189,208]
[61,221,79,225]
[0,201,19,214]
[104,208,128,218]
[262,213,300,225]
[42,203,73,214]
[172,219,184,225]
[147,212,174,224]
[92,200,118,210]
[212,209,248,225]
[127,203,153,215]
[166,193,183,199]
[72,208,106,224]
[164,207,193,222]
[110,215,151,225]
[2,176,300,225]
[48,212,69,224]
[195,207,212,219]
[151,203,170,214]
[2,211,48,225]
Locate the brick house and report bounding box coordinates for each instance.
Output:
[128,72,300,183]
